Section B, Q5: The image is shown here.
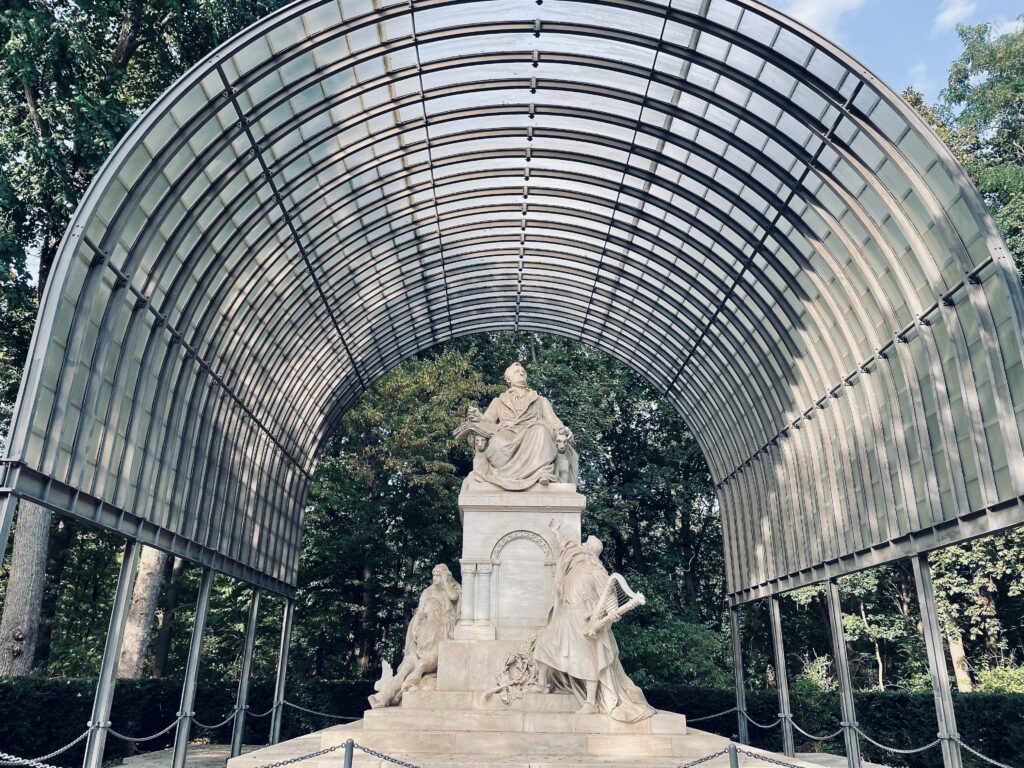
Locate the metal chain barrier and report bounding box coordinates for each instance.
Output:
[353,743,423,768]
[248,704,277,718]
[675,749,729,767]
[743,712,782,730]
[108,716,183,743]
[248,742,348,768]
[735,745,812,768]
[192,710,239,731]
[955,737,1018,768]
[0,729,92,767]
[686,706,738,724]
[283,700,360,721]
[852,726,940,756]
[790,719,843,742]
[0,752,64,768]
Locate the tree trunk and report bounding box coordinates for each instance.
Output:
[117,546,170,678]
[152,557,186,678]
[0,501,51,676]
[356,564,374,677]
[946,627,974,692]
[33,518,76,669]
[859,601,885,690]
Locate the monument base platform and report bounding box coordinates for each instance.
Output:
[228,687,829,768]
[227,717,831,768]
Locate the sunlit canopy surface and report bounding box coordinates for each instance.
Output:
[3,0,1023,600]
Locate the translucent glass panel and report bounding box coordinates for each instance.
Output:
[6,0,1022,597]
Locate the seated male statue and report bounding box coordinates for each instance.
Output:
[455,362,578,490]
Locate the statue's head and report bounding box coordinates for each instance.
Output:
[473,434,489,452]
[432,563,452,584]
[555,428,570,452]
[584,535,603,558]
[504,362,528,389]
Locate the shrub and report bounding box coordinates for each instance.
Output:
[975,662,1024,693]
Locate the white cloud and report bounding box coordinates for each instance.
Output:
[782,0,868,38]
[908,61,937,97]
[990,15,1024,37]
[933,0,977,33]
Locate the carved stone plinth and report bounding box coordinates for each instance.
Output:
[455,481,585,641]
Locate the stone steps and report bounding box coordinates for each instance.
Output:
[227,723,833,768]
[362,707,686,736]
[318,721,706,759]
[400,690,579,712]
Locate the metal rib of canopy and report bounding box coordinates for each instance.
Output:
[3,0,1023,601]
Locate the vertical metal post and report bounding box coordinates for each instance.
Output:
[343,739,354,768]
[727,743,740,768]
[171,567,215,768]
[0,492,16,568]
[912,554,964,768]
[231,587,262,758]
[825,580,862,768]
[728,605,749,745]
[83,540,143,768]
[768,596,795,757]
[269,598,294,745]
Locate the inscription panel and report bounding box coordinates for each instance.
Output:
[495,537,552,638]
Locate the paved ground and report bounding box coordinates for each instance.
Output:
[120,745,891,768]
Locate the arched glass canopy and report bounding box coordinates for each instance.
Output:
[3,0,1023,601]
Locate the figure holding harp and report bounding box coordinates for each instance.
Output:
[533,520,655,722]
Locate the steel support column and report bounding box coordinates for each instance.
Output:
[171,567,215,768]
[231,587,262,757]
[912,554,964,768]
[768,596,795,756]
[825,580,862,768]
[83,540,142,768]
[0,492,15,574]
[269,598,294,745]
[728,605,749,745]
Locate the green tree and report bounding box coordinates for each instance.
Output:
[0,0,292,676]
[944,16,1024,277]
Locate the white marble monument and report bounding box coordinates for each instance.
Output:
[234,365,719,767]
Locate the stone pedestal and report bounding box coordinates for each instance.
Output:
[455,481,585,641]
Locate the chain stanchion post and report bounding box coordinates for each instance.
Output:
[270,598,295,745]
[231,587,262,758]
[728,743,740,768]
[83,540,142,768]
[825,579,862,768]
[343,740,354,768]
[913,554,964,768]
[171,567,215,768]
[728,605,749,745]
[768,595,795,756]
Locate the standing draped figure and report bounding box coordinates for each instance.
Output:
[533,521,654,723]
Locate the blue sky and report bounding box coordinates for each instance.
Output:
[776,0,1024,102]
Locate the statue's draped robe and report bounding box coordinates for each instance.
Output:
[476,388,575,490]
[534,540,655,723]
[370,578,461,708]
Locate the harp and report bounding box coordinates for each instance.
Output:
[584,573,646,636]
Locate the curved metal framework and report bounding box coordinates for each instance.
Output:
[2,0,1023,601]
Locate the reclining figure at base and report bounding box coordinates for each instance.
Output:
[533,520,655,723]
[369,564,461,708]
